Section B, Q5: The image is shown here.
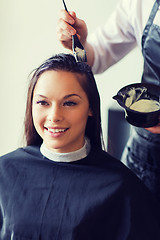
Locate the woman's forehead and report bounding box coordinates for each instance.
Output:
[33,70,88,100]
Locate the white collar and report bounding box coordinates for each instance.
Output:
[40,137,91,162]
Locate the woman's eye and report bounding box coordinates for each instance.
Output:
[64,101,77,106]
[36,100,49,106]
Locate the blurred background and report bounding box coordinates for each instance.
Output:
[0,0,143,157]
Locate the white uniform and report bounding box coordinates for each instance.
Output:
[88,0,156,74]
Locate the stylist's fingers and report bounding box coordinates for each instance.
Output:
[58,9,76,25]
[145,116,160,133]
[57,10,77,49]
[58,11,76,36]
[57,10,88,49]
[70,11,88,44]
[145,124,160,133]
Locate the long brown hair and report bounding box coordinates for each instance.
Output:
[24,54,104,149]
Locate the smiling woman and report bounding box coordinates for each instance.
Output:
[25,53,102,149]
[32,70,92,153]
[0,54,160,239]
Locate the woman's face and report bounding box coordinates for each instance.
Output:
[32,70,92,153]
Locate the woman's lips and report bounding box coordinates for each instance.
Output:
[44,126,69,136]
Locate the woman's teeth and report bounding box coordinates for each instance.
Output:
[47,128,67,133]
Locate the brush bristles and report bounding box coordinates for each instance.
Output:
[73,50,87,63]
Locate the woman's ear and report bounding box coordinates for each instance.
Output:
[88,109,93,117]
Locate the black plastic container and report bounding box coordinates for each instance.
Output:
[113,83,160,128]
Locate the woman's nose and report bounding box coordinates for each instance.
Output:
[47,106,63,123]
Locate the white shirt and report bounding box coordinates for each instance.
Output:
[88,0,157,74]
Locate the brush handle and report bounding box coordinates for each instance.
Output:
[62,0,87,62]
[62,0,68,12]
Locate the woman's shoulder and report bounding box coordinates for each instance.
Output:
[90,146,158,200]
[89,146,126,169]
[89,145,145,186]
[0,145,42,166]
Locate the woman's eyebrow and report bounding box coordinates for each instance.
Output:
[34,94,48,99]
[34,94,82,99]
[63,94,82,99]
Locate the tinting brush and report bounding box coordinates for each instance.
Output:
[62,0,87,62]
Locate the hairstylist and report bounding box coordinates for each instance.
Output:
[57,0,160,201]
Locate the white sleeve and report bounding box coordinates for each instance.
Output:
[88,0,138,74]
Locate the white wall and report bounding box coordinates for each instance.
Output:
[0,0,143,156]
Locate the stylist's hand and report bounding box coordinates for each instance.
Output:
[145,116,160,134]
[57,10,88,50]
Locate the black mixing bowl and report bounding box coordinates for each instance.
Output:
[113,83,160,128]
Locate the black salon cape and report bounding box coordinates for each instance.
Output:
[0,145,160,240]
